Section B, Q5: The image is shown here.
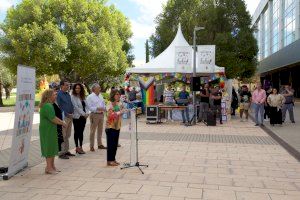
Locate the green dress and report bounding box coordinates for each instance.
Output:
[39,103,58,157]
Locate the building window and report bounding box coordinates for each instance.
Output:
[263,6,270,58]
[284,0,296,46]
[256,20,262,61]
[272,0,280,53]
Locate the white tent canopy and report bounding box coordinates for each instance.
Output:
[127,24,225,74]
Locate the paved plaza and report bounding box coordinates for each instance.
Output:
[0,113,300,200]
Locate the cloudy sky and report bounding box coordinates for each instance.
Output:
[0,0,261,66]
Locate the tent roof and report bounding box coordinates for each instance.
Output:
[128,24,225,74]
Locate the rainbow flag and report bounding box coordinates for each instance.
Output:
[141,84,155,106]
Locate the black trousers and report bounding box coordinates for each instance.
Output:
[269,107,282,125]
[73,116,86,147]
[106,128,120,162]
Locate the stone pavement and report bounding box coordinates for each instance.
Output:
[1,117,300,200]
[249,102,300,158]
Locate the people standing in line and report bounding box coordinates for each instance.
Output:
[252,83,267,126]
[163,84,175,121]
[57,80,75,159]
[267,88,285,126]
[86,83,107,152]
[281,84,295,123]
[71,83,89,154]
[231,88,238,116]
[211,86,223,124]
[106,89,125,166]
[52,85,64,154]
[177,85,190,124]
[198,83,210,122]
[264,87,272,121]
[239,85,252,122]
[39,89,66,174]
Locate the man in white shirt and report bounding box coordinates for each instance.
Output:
[86,83,106,151]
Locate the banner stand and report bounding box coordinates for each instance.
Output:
[2,163,28,180]
[3,65,36,180]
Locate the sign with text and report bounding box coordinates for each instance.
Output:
[197,45,215,73]
[175,46,192,72]
[4,65,36,180]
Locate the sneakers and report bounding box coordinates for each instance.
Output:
[255,124,259,126]
[59,154,69,159]
[240,118,244,122]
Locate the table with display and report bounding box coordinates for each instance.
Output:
[146,104,197,123]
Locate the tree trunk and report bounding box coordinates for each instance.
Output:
[4,86,11,99]
[0,83,4,107]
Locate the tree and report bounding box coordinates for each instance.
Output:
[145,39,150,63]
[0,0,133,90]
[149,0,258,79]
[0,63,15,106]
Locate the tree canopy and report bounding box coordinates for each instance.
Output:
[150,0,258,79]
[0,0,133,89]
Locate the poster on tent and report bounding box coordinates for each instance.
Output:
[175,46,192,72]
[5,65,36,180]
[197,45,215,73]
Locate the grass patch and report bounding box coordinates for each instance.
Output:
[2,95,41,107]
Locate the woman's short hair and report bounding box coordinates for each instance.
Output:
[109,89,120,102]
[39,89,55,108]
[72,83,85,100]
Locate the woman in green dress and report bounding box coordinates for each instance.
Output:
[39,89,66,174]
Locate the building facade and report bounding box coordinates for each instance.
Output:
[252,0,300,97]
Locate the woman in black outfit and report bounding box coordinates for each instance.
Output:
[71,83,89,154]
[53,85,64,153]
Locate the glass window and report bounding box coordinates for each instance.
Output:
[272,0,280,54]
[284,0,296,46]
[263,6,270,58]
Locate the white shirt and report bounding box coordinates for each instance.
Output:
[86,92,106,113]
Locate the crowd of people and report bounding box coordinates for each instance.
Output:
[39,80,126,174]
[161,82,296,127]
[162,83,225,125]
[233,82,295,126]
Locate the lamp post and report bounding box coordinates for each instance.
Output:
[192,26,204,124]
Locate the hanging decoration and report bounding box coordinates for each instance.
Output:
[141,84,155,106]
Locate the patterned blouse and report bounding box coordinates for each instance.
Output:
[267,94,285,108]
[106,102,123,130]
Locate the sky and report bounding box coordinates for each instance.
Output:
[0,0,261,66]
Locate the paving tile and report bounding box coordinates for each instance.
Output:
[64,196,98,200]
[150,196,184,200]
[250,188,284,194]
[149,173,177,182]
[188,183,219,190]
[0,192,36,200]
[236,192,271,200]
[138,185,171,196]
[85,191,119,198]
[269,194,300,200]
[176,175,205,184]
[117,193,151,199]
[107,183,142,193]
[203,189,236,200]
[204,177,233,186]
[169,187,203,198]
[77,181,113,192]
[48,180,85,190]
[31,194,66,200]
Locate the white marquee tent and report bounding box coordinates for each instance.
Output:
[127,24,225,74]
